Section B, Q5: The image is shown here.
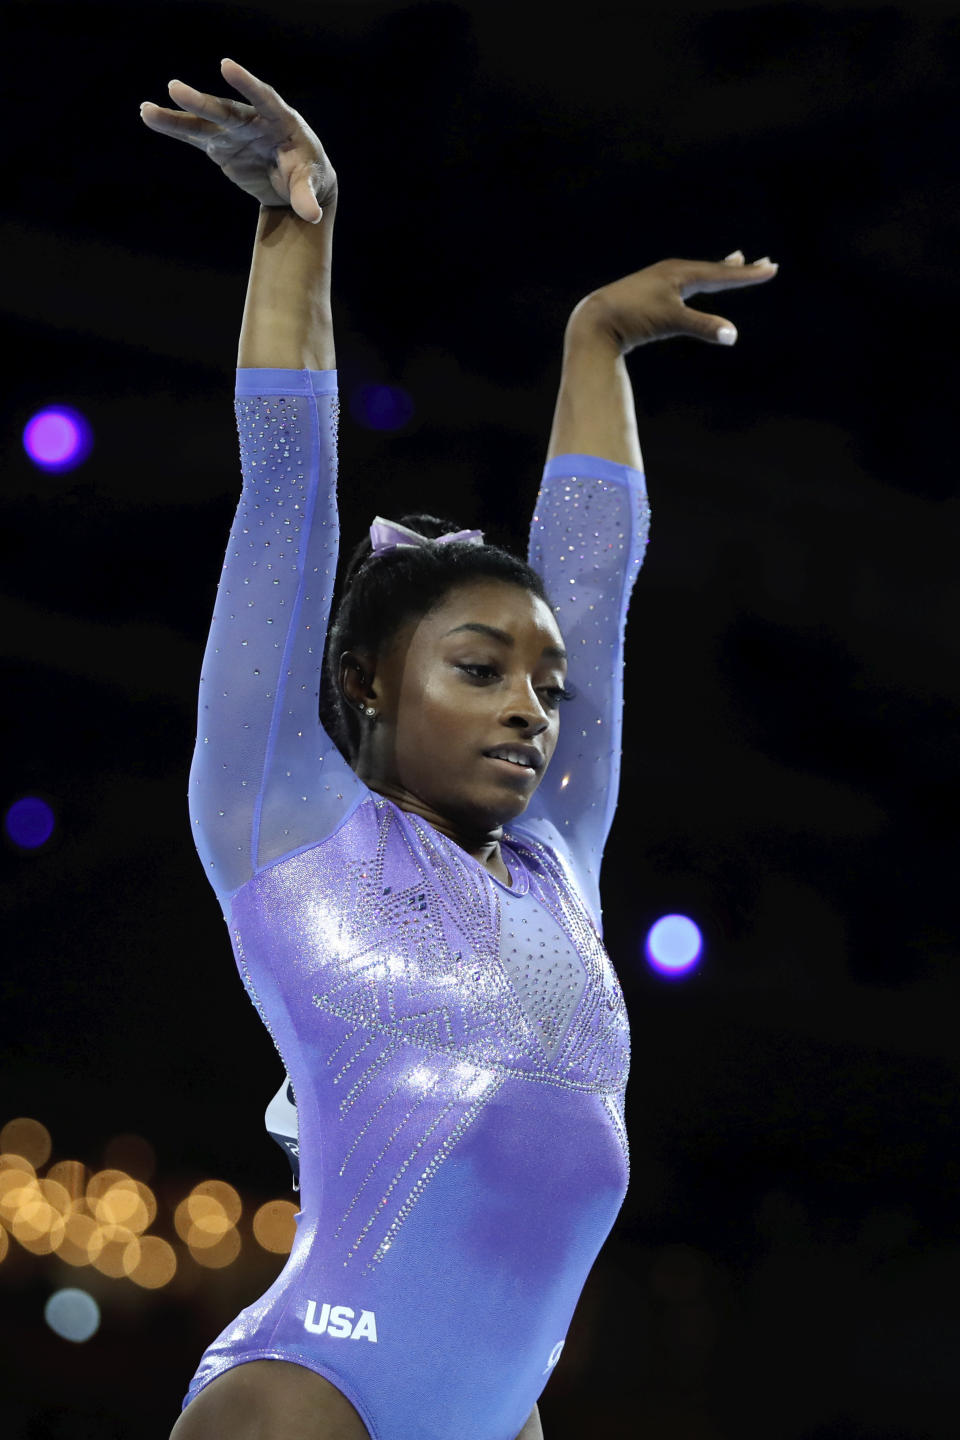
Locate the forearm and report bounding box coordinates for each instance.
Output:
[237,193,337,370]
[545,296,643,470]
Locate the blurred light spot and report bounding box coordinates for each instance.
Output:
[94,1177,151,1233]
[191,1179,241,1226]
[90,1222,138,1277]
[47,1159,87,1209]
[645,914,702,976]
[0,1152,36,1174]
[0,1167,39,1232]
[127,1235,177,1288]
[13,1186,66,1255]
[4,798,55,850]
[103,1133,156,1183]
[348,383,414,432]
[23,407,93,471]
[56,1211,99,1267]
[253,1200,298,1254]
[44,1287,100,1343]
[0,1226,8,1263]
[189,1226,241,1268]
[1,1117,51,1167]
[175,1188,231,1248]
[87,1169,133,1205]
[39,1177,71,1217]
[132,1181,157,1230]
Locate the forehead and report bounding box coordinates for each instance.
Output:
[419,580,564,649]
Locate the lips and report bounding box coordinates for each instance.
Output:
[482,744,544,773]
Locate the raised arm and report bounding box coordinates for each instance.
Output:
[519,253,778,928]
[141,62,366,904]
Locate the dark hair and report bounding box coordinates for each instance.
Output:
[322,514,552,762]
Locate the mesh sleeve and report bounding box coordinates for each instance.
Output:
[188,368,368,904]
[516,453,650,930]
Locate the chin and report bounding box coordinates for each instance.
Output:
[435,785,530,835]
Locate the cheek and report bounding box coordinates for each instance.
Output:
[393,669,474,772]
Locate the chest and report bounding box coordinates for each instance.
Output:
[232,800,629,1091]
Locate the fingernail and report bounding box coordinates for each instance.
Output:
[723,250,744,263]
[754,257,778,269]
[717,326,738,345]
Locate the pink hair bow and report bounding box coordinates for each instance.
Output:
[369,515,484,555]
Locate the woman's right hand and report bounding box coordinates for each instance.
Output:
[140,58,337,223]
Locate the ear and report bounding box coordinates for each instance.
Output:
[339,650,377,710]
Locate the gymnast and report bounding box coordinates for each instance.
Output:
[140,57,776,1440]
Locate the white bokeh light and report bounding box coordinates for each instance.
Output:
[645,914,703,977]
[44,1287,101,1343]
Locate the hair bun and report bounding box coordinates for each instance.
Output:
[394,513,463,541]
[340,513,463,594]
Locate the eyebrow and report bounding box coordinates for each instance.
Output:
[443,622,567,662]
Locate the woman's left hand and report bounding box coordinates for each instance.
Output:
[140,58,337,223]
[578,250,778,355]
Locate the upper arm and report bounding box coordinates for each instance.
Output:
[188,368,367,904]
[519,454,650,926]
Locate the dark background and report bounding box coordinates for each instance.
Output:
[2,1,956,1436]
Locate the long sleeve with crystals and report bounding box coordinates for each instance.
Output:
[188,368,366,904]
[518,453,651,930]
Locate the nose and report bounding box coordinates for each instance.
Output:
[502,681,550,734]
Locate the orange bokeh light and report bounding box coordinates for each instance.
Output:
[56,1211,101,1267]
[127,1234,177,1288]
[191,1180,242,1226]
[14,1200,67,1255]
[92,1177,155,1234]
[0,1168,39,1233]
[0,1118,52,1169]
[174,1182,242,1251]
[47,1160,88,1207]
[87,1169,133,1204]
[0,1153,36,1180]
[188,1226,241,1269]
[90,1222,139,1278]
[253,1200,298,1255]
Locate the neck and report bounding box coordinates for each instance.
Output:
[364,780,504,869]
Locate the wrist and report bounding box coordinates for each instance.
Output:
[564,293,625,358]
[257,179,338,222]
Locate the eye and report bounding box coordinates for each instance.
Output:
[456,664,575,709]
[542,684,576,708]
[457,663,499,682]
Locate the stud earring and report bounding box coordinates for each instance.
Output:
[358,703,376,718]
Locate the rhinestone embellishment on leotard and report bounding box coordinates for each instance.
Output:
[231,796,629,1274]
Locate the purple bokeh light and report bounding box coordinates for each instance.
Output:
[349,384,414,433]
[4,796,56,850]
[23,407,93,472]
[645,913,703,977]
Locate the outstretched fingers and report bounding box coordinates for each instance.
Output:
[166,77,255,131]
[219,58,291,121]
[678,254,778,299]
[139,101,220,147]
[675,251,778,345]
[677,306,740,346]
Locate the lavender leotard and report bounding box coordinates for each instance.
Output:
[182,367,650,1440]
